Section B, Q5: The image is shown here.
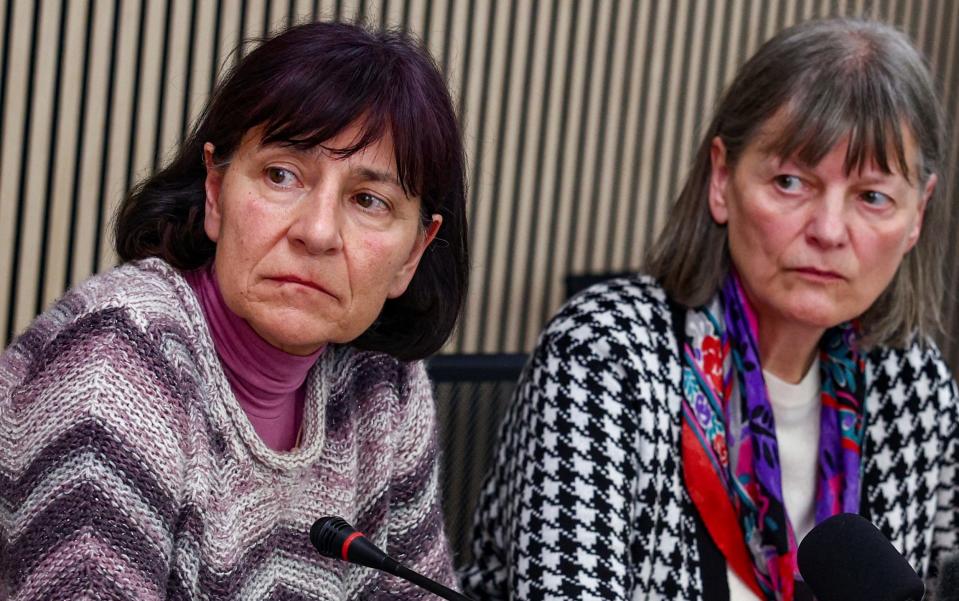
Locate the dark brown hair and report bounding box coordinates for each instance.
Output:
[646,18,950,347]
[114,21,468,360]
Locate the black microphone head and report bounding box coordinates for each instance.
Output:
[797,513,924,601]
[310,516,354,559]
[310,516,391,572]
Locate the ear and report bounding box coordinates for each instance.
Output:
[906,173,936,251]
[708,136,731,225]
[387,215,443,299]
[203,142,224,243]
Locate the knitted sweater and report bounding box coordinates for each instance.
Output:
[462,276,958,600]
[0,258,457,600]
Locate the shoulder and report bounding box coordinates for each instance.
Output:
[511,274,684,431]
[0,263,194,502]
[537,274,681,374]
[323,346,430,426]
[325,345,423,391]
[4,258,197,361]
[863,338,957,478]
[1,258,203,421]
[549,274,674,334]
[865,338,957,415]
[73,258,200,333]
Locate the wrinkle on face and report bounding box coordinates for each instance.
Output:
[202,123,440,355]
[708,118,933,379]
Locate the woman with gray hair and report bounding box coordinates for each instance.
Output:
[464,18,956,601]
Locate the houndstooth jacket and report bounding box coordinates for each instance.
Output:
[461,275,958,601]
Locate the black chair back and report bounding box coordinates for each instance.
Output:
[427,353,527,566]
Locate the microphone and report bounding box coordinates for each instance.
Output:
[936,553,959,601]
[797,513,924,601]
[310,516,472,601]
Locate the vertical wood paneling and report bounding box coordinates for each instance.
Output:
[99,0,140,273]
[940,0,959,369]
[517,0,565,348]
[541,0,590,339]
[591,0,631,272]
[605,0,644,274]
[474,0,522,352]
[669,0,709,210]
[635,0,673,257]
[650,0,692,236]
[456,0,497,352]
[1,0,958,369]
[62,0,96,291]
[493,0,538,353]
[8,0,48,340]
[37,0,74,312]
[568,0,612,278]
[90,0,121,277]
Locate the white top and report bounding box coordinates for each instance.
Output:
[728,360,821,600]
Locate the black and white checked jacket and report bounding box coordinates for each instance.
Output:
[462,275,958,600]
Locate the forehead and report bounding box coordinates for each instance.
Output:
[239,125,396,169]
[234,125,411,193]
[746,107,921,181]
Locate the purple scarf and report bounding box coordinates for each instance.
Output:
[681,272,866,600]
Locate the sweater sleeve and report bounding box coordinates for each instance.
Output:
[382,360,459,599]
[0,309,188,600]
[462,304,645,601]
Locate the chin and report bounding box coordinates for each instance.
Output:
[783,302,856,331]
[249,317,329,355]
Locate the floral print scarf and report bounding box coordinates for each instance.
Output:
[680,272,865,600]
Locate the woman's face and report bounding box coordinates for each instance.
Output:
[203,124,441,355]
[708,119,935,336]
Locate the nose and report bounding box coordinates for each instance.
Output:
[805,190,850,249]
[287,187,344,255]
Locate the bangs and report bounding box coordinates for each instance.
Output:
[758,67,915,182]
[261,101,389,163]
[233,40,440,201]
[252,84,424,198]
[200,25,463,209]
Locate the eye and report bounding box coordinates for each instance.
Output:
[861,190,892,207]
[265,167,297,187]
[773,174,803,193]
[354,192,390,212]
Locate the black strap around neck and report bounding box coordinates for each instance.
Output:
[694,506,731,601]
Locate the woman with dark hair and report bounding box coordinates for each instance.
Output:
[0,21,467,600]
[464,18,956,601]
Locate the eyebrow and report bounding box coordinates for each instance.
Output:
[259,143,405,189]
[762,152,916,185]
[353,166,403,189]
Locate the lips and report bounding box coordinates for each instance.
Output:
[269,275,337,298]
[793,267,845,280]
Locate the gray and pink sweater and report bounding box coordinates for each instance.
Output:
[0,258,457,600]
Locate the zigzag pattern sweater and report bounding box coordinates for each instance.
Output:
[0,258,457,600]
[463,276,958,600]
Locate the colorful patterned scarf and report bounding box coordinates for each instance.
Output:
[680,272,865,601]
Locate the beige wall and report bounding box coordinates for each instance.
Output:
[2,0,958,367]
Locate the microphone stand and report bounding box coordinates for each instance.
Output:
[310,516,472,601]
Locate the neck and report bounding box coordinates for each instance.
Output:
[183,263,324,451]
[758,321,823,384]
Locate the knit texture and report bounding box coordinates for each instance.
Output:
[183,263,320,452]
[462,275,958,601]
[0,258,457,600]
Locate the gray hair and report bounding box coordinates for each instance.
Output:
[645,18,950,348]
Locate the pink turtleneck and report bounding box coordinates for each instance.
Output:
[184,264,324,451]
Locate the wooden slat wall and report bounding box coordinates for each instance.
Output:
[2,0,958,368]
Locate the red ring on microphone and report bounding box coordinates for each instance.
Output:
[341,531,364,560]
